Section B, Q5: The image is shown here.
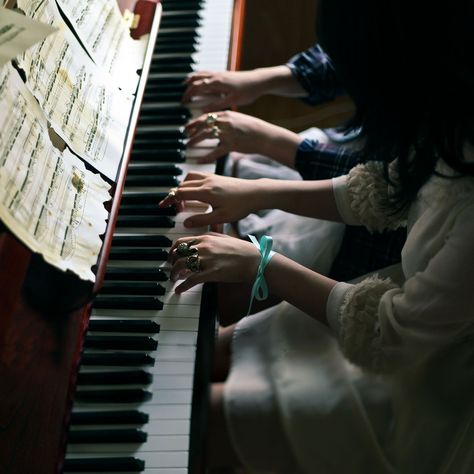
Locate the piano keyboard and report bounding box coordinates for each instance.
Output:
[63,0,235,472]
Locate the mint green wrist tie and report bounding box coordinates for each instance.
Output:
[247,235,275,316]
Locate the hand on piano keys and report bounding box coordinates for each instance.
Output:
[182,69,269,112]
[64,0,241,472]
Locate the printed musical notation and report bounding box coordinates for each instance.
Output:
[56,0,146,91]
[16,0,134,181]
[0,6,57,66]
[0,63,111,281]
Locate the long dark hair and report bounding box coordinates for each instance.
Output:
[317,0,474,211]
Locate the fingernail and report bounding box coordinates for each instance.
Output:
[184,220,193,228]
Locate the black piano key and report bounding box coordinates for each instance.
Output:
[134,127,185,139]
[84,335,159,351]
[160,11,201,20]
[63,457,145,472]
[120,191,168,205]
[143,80,186,92]
[150,55,194,66]
[146,71,188,81]
[87,319,161,333]
[70,410,149,425]
[136,113,188,125]
[80,353,155,367]
[150,61,194,73]
[77,370,153,385]
[154,42,197,54]
[130,148,186,162]
[139,103,189,114]
[125,174,180,187]
[159,18,200,28]
[144,79,187,90]
[104,266,167,281]
[119,203,177,216]
[127,163,183,175]
[133,138,186,149]
[109,247,169,261]
[141,91,185,102]
[116,215,175,228]
[112,234,172,247]
[68,428,147,444]
[93,295,164,310]
[156,29,198,40]
[163,0,204,9]
[75,389,153,403]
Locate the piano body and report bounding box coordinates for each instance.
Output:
[0,1,245,472]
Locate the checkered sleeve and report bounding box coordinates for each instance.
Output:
[294,139,364,180]
[286,44,344,105]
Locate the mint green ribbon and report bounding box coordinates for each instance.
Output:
[247,235,275,315]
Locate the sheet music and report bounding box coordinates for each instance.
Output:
[16,0,133,181]
[0,63,111,281]
[56,0,146,91]
[0,6,57,66]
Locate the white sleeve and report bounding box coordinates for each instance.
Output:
[326,203,474,373]
[332,161,407,231]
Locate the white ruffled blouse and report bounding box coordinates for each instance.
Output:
[330,160,474,374]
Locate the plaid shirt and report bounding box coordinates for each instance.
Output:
[287,44,343,106]
[286,47,406,280]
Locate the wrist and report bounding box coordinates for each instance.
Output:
[252,66,292,96]
[260,125,302,167]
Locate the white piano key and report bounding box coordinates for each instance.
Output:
[67,3,233,471]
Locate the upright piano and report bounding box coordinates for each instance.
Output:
[0,1,245,472]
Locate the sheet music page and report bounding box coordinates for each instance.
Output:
[0,7,57,66]
[0,63,111,282]
[16,0,133,181]
[55,0,146,91]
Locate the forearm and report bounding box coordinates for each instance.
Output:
[252,177,343,222]
[264,252,337,325]
[251,65,307,98]
[259,125,302,168]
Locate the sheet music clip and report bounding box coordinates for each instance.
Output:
[123,9,140,30]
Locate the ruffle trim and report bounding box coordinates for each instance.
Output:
[338,275,398,373]
[346,161,406,232]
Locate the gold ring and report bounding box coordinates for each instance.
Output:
[186,253,201,272]
[211,125,221,139]
[205,113,218,126]
[167,187,179,202]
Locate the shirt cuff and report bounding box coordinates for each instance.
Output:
[326,281,353,336]
[332,175,360,225]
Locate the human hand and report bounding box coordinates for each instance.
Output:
[168,232,261,293]
[158,171,261,228]
[182,70,265,112]
[185,110,286,163]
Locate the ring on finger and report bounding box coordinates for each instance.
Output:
[205,113,218,126]
[176,240,198,257]
[211,125,221,139]
[167,187,179,203]
[186,253,201,272]
[202,78,210,85]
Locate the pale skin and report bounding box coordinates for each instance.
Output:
[182,66,307,165]
[186,109,302,165]
[182,65,307,111]
[161,172,342,467]
[178,66,328,469]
